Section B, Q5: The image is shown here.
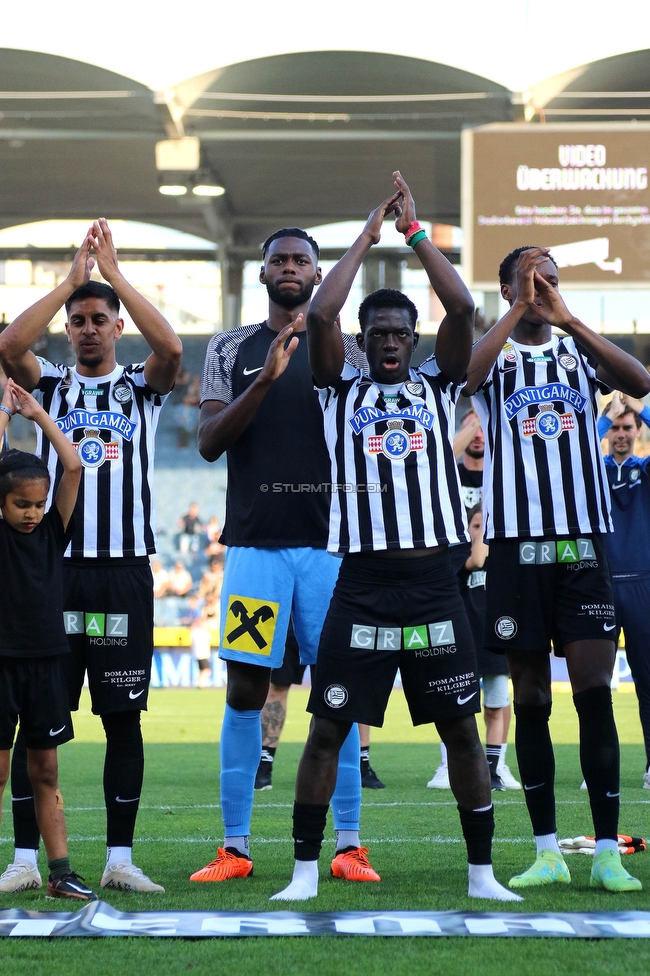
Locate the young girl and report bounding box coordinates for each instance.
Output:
[0,378,96,901]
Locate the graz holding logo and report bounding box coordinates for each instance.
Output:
[350,620,456,655]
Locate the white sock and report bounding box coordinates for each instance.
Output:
[224,836,250,857]
[498,743,508,768]
[535,834,561,855]
[335,830,360,852]
[468,863,523,902]
[106,846,132,865]
[440,742,448,766]
[270,860,319,901]
[15,848,38,867]
[594,838,618,855]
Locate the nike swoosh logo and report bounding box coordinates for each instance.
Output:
[603,623,616,631]
[337,809,356,816]
[129,689,145,699]
[612,483,626,490]
[115,796,139,803]
[243,366,263,376]
[606,791,620,798]
[49,726,66,736]
[524,783,544,791]
[457,692,477,706]
[11,796,34,802]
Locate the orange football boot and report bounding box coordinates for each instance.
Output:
[331,846,380,882]
[190,847,253,882]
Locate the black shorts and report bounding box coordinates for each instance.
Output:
[485,535,615,656]
[62,558,154,715]
[0,656,73,750]
[308,551,480,727]
[270,622,307,687]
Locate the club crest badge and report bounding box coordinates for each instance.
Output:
[75,429,119,467]
[522,404,574,440]
[405,381,424,398]
[558,354,578,371]
[77,434,107,468]
[113,384,132,404]
[368,419,424,459]
[630,468,641,482]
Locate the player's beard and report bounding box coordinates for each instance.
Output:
[265,278,316,310]
[465,446,484,460]
[76,350,106,368]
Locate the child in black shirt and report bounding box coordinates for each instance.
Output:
[0,379,96,901]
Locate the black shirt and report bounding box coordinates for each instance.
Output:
[200,324,365,548]
[0,507,73,657]
[457,461,483,512]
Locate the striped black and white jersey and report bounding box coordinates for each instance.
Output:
[318,359,469,553]
[473,335,611,540]
[35,359,169,558]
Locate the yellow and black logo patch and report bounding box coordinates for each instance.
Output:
[222,595,279,656]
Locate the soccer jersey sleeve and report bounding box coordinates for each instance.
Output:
[417,355,465,403]
[199,325,263,406]
[123,363,170,406]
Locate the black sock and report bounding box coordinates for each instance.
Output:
[360,745,370,767]
[260,746,276,764]
[486,744,501,780]
[48,857,71,881]
[102,711,144,848]
[513,702,556,836]
[292,802,328,861]
[10,730,40,850]
[574,686,620,841]
[458,805,494,865]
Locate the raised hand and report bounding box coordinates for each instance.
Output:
[90,218,121,284]
[7,378,45,421]
[509,247,552,309]
[533,270,572,326]
[1,378,17,414]
[393,171,417,235]
[362,190,403,246]
[65,231,96,289]
[621,393,647,415]
[260,314,302,383]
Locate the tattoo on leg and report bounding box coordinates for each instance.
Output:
[261,700,287,747]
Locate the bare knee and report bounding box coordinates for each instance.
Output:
[305,717,351,763]
[226,660,271,710]
[506,651,552,707]
[27,748,59,790]
[437,715,482,758]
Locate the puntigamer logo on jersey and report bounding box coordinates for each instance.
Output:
[350,620,456,657]
[56,409,138,468]
[504,383,587,441]
[63,611,129,645]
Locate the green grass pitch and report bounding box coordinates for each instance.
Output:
[1,687,650,974]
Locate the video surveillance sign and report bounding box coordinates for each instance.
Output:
[462,123,650,287]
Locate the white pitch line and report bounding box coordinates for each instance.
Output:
[0,835,536,845]
[13,798,648,813]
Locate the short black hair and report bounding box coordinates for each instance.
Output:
[467,502,483,523]
[498,246,558,287]
[261,228,320,261]
[358,288,418,332]
[0,449,50,500]
[65,281,120,316]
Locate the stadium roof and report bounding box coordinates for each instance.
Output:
[1,39,650,255]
